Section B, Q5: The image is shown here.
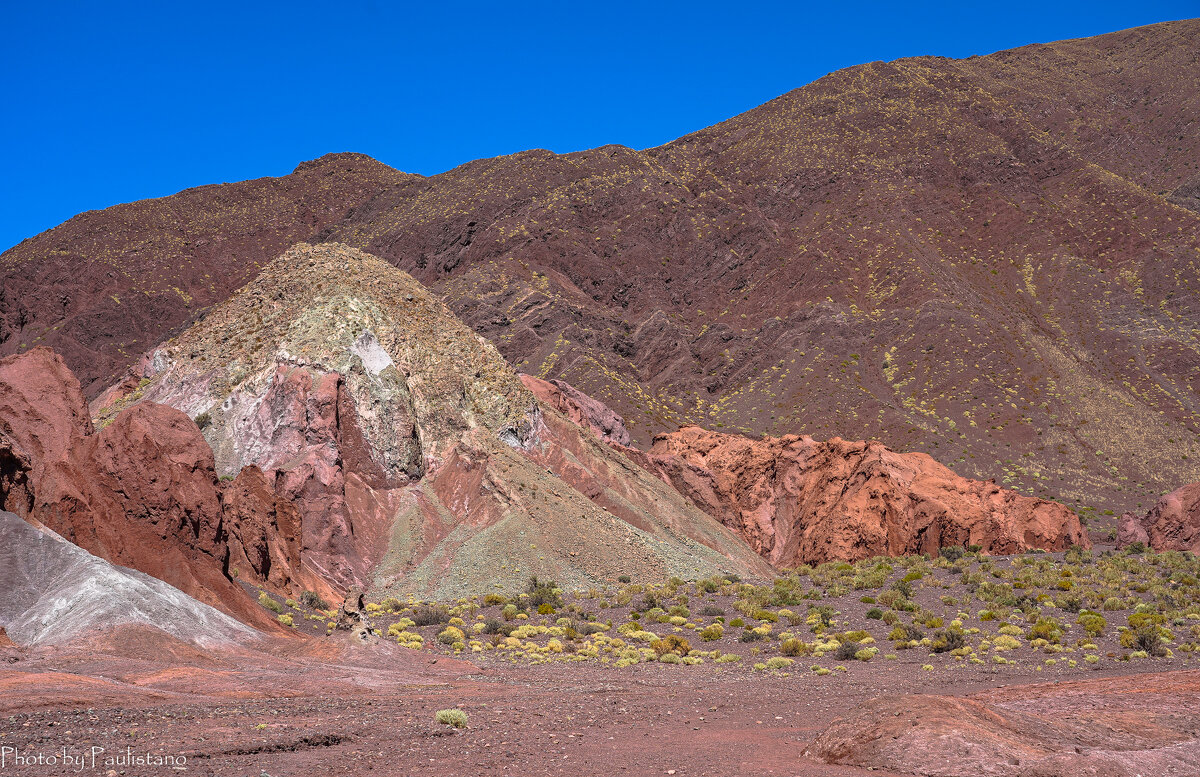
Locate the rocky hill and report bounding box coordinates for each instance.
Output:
[94,242,771,600]
[3,20,1199,520]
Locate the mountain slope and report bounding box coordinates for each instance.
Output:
[3,20,1199,519]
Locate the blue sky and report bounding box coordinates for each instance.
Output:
[2,1,1195,251]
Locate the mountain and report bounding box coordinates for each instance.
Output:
[94,242,771,599]
[3,20,1199,521]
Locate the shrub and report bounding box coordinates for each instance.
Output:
[618,575,632,584]
[887,624,922,642]
[1126,624,1168,657]
[501,604,519,621]
[739,629,766,643]
[392,630,424,647]
[992,635,1021,651]
[834,641,861,661]
[765,657,793,670]
[752,609,779,623]
[483,593,507,606]
[808,605,836,630]
[699,605,725,617]
[437,626,465,645]
[258,592,283,613]
[780,638,807,656]
[300,590,331,610]
[525,576,563,609]
[412,605,451,626]
[940,546,966,562]
[1077,611,1107,637]
[1027,617,1064,644]
[652,635,691,656]
[194,411,212,429]
[699,624,724,642]
[931,629,965,654]
[482,618,514,636]
[1058,594,1083,613]
[537,603,556,615]
[435,709,468,728]
[730,618,746,628]
[854,648,876,661]
[865,608,884,620]
[277,613,294,627]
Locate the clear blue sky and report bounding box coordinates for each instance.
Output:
[2,1,1195,251]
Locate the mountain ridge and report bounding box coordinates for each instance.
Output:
[3,19,1198,521]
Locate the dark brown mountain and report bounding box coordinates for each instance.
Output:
[3,20,1199,521]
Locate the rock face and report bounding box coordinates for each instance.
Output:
[1118,483,1200,552]
[806,671,1200,776]
[624,425,1088,566]
[0,510,256,648]
[520,375,632,446]
[0,347,303,629]
[98,242,770,600]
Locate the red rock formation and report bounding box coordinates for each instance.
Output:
[1118,483,1200,552]
[625,425,1088,566]
[0,346,92,517]
[520,375,632,446]
[0,348,305,630]
[220,465,330,601]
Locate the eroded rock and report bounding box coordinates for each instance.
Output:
[1118,482,1200,552]
[624,425,1088,566]
[520,374,632,446]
